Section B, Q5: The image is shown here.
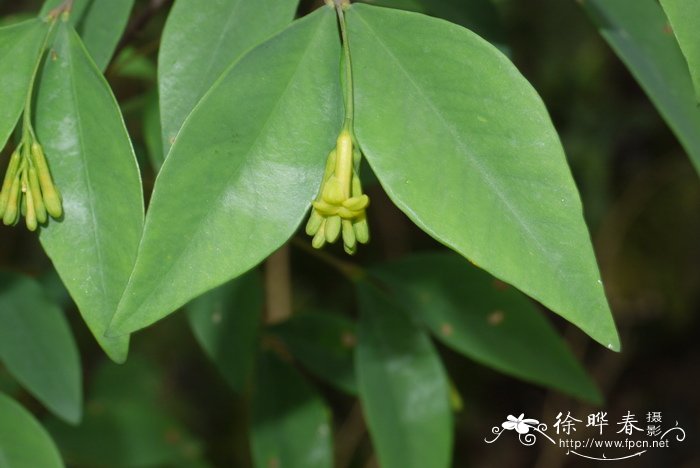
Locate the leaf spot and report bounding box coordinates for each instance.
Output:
[441,322,454,336]
[341,331,357,348]
[487,310,505,326]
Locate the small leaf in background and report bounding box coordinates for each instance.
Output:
[73,0,135,71]
[187,270,263,393]
[658,0,700,102]
[347,4,620,350]
[109,7,343,336]
[0,273,82,424]
[44,357,204,468]
[271,312,357,395]
[581,0,700,174]
[371,252,602,403]
[251,352,333,468]
[355,282,452,468]
[40,0,134,70]
[0,19,47,149]
[35,22,144,362]
[158,0,300,155]
[0,393,64,468]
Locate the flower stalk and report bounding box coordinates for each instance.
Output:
[0,12,63,230]
[307,0,370,255]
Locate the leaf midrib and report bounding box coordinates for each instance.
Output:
[354,11,553,266]
[123,14,328,321]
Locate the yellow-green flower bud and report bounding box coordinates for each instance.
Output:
[325,215,341,243]
[31,142,62,219]
[2,174,21,226]
[28,166,47,224]
[0,150,21,218]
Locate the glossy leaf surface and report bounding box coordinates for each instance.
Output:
[159,0,300,154]
[109,7,343,335]
[582,0,700,173]
[347,4,619,350]
[0,19,47,149]
[251,352,333,468]
[271,312,357,394]
[659,0,700,101]
[187,270,263,392]
[0,273,82,424]
[356,282,452,468]
[371,253,602,403]
[35,23,144,362]
[0,393,64,468]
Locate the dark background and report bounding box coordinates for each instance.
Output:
[0,0,698,467]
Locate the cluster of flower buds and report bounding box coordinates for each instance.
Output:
[306,130,370,255]
[0,139,62,231]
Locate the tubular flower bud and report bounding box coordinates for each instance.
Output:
[306,130,370,254]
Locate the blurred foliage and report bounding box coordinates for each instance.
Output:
[0,0,698,467]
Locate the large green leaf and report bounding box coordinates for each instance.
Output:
[251,352,333,468]
[0,393,64,468]
[108,7,343,336]
[355,282,452,468]
[159,0,300,155]
[0,19,47,149]
[347,4,619,350]
[45,358,203,467]
[40,0,134,70]
[0,273,82,424]
[370,253,602,403]
[271,312,357,395]
[35,22,144,362]
[581,0,700,173]
[187,270,263,392]
[659,0,700,101]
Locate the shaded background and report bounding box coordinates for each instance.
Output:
[0,0,698,466]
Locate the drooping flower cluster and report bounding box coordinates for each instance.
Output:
[306,130,369,254]
[0,139,62,231]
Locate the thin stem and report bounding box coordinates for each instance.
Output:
[23,19,59,141]
[335,1,354,131]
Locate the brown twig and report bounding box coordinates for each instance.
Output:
[264,245,293,325]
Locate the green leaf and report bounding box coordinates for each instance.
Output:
[362,0,507,54]
[0,273,82,424]
[0,19,47,149]
[347,4,620,350]
[108,7,343,336]
[659,0,700,101]
[35,23,144,363]
[271,312,357,395]
[74,0,135,71]
[0,393,64,468]
[39,0,90,20]
[45,357,203,467]
[159,0,300,155]
[187,270,263,392]
[251,352,333,468]
[581,0,700,173]
[355,282,452,468]
[40,0,134,70]
[370,253,602,403]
